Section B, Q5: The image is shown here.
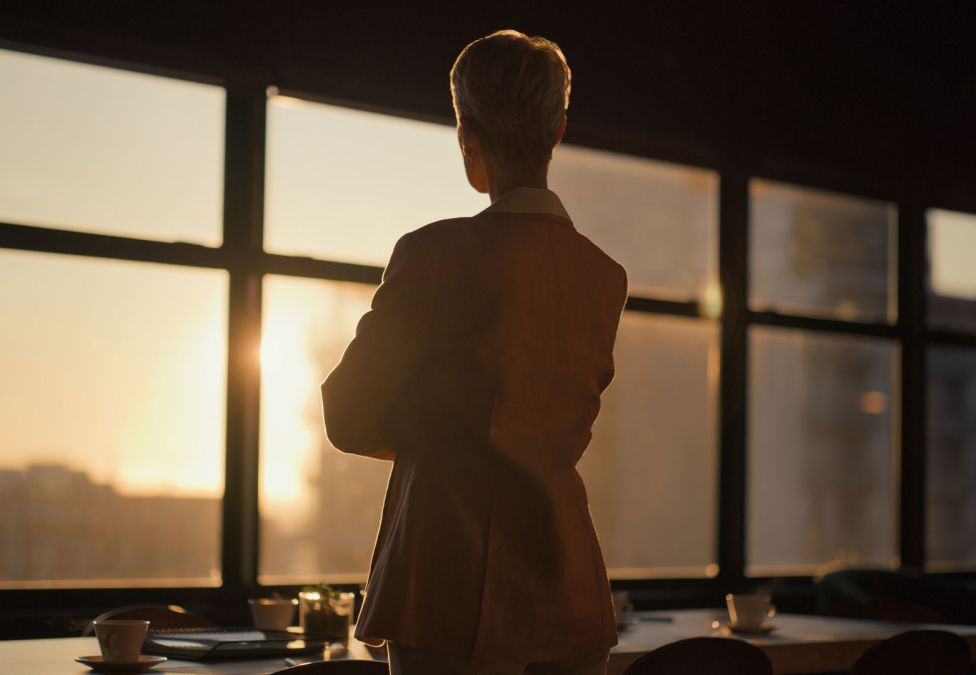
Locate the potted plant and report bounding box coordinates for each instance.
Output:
[298,583,356,645]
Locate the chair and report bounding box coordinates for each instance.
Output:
[270,660,390,675]
[622,636,772,675]
[815,567,976,624]
[851,629,969,675]
[82,603,214,636]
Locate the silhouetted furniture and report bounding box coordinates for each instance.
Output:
[621,636,773,675]
[815,567,976,624]
[851,629,969,675]
[81,603,214,636]
[271,660,390,675]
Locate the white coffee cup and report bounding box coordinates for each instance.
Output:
[725,593,775,631]
[94,619,149,663]
[249,598,297,631]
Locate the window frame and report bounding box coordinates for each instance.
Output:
[1,42,975,634]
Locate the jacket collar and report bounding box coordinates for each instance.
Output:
[477,187,572,223]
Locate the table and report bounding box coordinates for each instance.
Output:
[0,633,383,674]
[2,611,975,674]
[609,609,976,674]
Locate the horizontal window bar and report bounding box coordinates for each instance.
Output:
[626,296,703,318]
[0,221,228,270]
[748,309,900,339]
[925,329,976,348]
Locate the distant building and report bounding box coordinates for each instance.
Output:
[0,464,220,586]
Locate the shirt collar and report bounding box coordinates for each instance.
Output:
[477,187,572,222]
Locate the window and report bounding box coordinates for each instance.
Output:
[750,180,896,323]
[579,313,719,578]
[2,41,973,617]
[260,93,720,582]
[550,144,718,300]
[265,95,485,265]
[0,49,224,245]
[745,180,904,576]
[924,208,976,571]
[927,347,976,570]
[0,47,227,590]
[259,276,384,583]
[927,208,976,333]
[747,327,898,575]
[0,250,227,587]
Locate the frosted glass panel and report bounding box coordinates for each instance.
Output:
[928,208,976,333]
[0,250,227,587]
[265,97,486,266]
[927,347,976,571]
[750,180,896,323]
[259,276,388,583]
[579,313,718,578]
[748,327,898,575]
[0,48,224,244]
[550,145,718,300]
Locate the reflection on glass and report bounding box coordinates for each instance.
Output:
[927,208,976,333]
[0,250,227,587]
[750,180,896,323]
[927,347,976,570]
[0,48,224,245]
[747,327,898,575]
[578,313,719,577]
[259,276,387,583]
[550,145,718,301]
[265,97,486,266]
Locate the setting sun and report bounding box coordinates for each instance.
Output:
[260,294,319,510]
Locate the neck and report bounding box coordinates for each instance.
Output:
[487,163,549,203]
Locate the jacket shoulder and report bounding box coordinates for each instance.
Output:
[400,217,474,246]
[570,231,629,295]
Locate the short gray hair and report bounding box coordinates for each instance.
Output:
[450,29,571,169]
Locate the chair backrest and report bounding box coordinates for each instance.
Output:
[81,604,214,636]
[852,629,969,675]
[815,567,976,623]
[270,660,390,675]
[622,637,772,675]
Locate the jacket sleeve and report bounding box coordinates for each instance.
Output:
[320,232,430,459]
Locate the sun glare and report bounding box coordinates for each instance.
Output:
[260,298,319,508]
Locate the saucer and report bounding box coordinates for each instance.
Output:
[76,655,167,671]
[722,622,777,635]
[713,621,777,636]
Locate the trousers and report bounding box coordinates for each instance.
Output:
[386,642,610,675]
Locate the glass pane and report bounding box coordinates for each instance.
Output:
[928,208,976,333]
[0,49,224,245]
[747,327,898,575]
[578,313,719,578]
[750,180,896,323]
[265,96,485,266]
[0,250,227,587]
[550,146,718,301]
[259,276,386,583]
[927,347,976,571]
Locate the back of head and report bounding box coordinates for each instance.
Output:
[450,29,571,171]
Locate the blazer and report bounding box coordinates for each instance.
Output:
[321,187,628,662]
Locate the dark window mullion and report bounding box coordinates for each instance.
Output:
[898,202,927,570]
[718,171,749,584]
[221,83,267,591]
